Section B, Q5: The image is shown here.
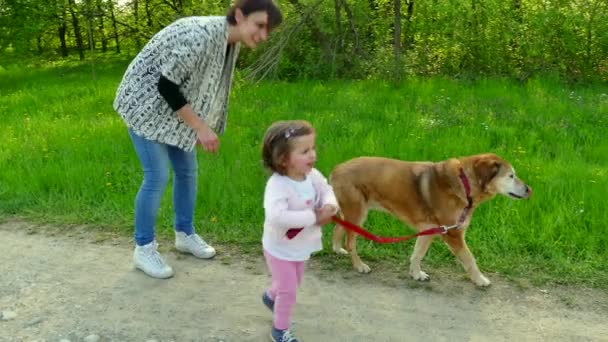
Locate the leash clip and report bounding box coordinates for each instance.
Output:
[440,224,459,234]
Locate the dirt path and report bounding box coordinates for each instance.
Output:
[1,220,607,342]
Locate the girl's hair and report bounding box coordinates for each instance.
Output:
[226,0,283,32]
[262,120,315,175]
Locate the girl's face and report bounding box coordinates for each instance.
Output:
[234,9,269,48]
[284,133,316,181]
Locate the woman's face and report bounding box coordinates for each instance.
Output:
[235,10,270,48]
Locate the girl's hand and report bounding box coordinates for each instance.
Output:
[315,205,337,226]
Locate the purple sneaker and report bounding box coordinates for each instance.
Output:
[262,292,274,312]
[271,327,298,342]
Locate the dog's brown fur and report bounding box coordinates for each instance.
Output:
[330,153,531,286]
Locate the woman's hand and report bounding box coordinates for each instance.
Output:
[175,104,218,153]
[196,125,219,153]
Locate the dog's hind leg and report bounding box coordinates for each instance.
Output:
[341,207,370,274]
[441,230,491,287]
[331,221,349,255]
[409,235,434,281]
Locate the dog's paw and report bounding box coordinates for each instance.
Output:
[410,270,430,281]
[333,247,348,255]
[473,275,491,287]
[354,262,371,273]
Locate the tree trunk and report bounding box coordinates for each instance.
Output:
[331,0,343,77]
[583,0,601,76]
[133,0,141,50]
[177,0,184,15]
[334,0,342,37]
[462,0,481,71]
[109,0,120,53]
[511,0,523,76]
[145,0,153,28]
[68,0,85,60]
[367,0,378,42]
[341,0,363,56]
[513,0,522,23]
[37,36,43,55]
[393,0,402,80]
[85,0,95,52]
[402,0,414,51]
[287,0,333,67]
[97,0,108,52]
[58,12,69,57]
[368,0,379,13]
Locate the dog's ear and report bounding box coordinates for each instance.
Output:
[474,157,501,189]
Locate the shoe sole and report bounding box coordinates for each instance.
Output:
[134,264,174,279]
[174,246,216,259]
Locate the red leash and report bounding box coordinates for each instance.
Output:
[330,216,448,243]
[330,168,473,244]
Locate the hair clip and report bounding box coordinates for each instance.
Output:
[284,127,296,139]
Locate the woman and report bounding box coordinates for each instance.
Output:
[113,0,282,279]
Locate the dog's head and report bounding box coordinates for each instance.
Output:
[473,154,532,199]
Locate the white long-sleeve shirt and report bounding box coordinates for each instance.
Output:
[262,169,339,261]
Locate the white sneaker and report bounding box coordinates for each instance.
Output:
[133,241,174,279]
[175,232,216,259]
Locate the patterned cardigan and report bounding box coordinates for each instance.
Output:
[113,16,241,151]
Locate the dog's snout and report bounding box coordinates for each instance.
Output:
[525,185,532,197]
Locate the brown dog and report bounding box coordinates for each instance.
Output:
[330,153,531,286]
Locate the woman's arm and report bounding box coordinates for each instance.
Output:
[157,74,218,153]
[156,21,219,152]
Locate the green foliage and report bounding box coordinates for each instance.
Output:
[1,62,607,287]
[1,0,607,81]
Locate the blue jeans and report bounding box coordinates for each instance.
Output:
[128,129,198,246]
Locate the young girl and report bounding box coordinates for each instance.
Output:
[261,120,339,342]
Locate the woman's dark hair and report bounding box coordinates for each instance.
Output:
[226,0,283,32]
[262,120,315,175]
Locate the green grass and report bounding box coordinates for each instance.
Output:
[1,60,607,288]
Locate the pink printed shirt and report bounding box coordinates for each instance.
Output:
[262,168,339,261]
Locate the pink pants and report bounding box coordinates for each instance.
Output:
[264,250,305,330]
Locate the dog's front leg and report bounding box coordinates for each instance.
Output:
[442,232,491,287]
[457,246,491,287]
[409,235,434,281]
[347,230,371,273]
